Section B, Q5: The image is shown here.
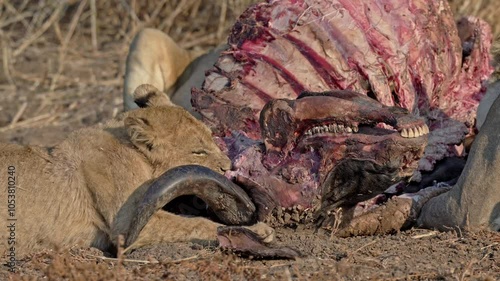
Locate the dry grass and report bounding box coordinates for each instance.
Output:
[0,0,259,144]
[0,0,499,139]
[0,0,258,57]
[449,0,500,35]
[0,1,499,140]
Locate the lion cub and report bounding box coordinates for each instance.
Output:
[0,84,272,258]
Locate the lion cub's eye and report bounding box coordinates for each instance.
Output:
[192,150,208,156]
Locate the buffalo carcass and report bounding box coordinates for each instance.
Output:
[124,0,498,234]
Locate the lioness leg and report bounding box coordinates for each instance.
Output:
[123,28,199,110]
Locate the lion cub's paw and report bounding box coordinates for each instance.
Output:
[245,222,275,244]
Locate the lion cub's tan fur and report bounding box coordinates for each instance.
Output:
[0,86,272,258]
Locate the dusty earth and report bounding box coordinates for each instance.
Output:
[0,0,499,280]
[1,227,499,280]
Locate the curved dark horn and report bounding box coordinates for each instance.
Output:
[125,164,256,247]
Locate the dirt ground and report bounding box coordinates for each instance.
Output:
[1,227,499,280]
[0,1,499,280]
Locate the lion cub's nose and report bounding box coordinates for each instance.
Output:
[219,158,232,173]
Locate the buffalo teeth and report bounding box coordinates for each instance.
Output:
[400,124,430,138]
[401,128,409,138]
[417,126,424,136]
[408,128,415,138]
[422,124,429,134]
[304,123,357,136]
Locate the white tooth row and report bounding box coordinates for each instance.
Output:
[400,124,429,138]
[304,123,358,136]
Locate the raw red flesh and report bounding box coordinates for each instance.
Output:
[192,0,492,174]
[191,0,493,216]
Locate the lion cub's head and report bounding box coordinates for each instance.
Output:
[125,84,231,173]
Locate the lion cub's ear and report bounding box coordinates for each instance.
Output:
[133,84,173,108]
[125,115,156,151]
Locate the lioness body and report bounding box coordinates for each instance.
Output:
[123,28,198,111]
[123,28,222,114]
